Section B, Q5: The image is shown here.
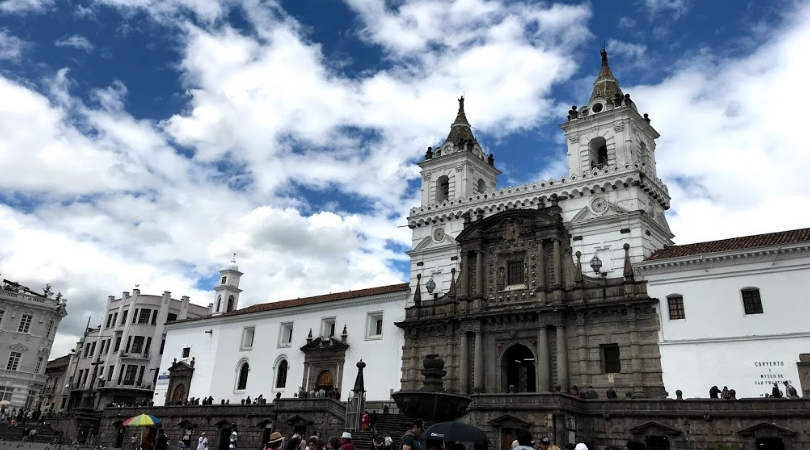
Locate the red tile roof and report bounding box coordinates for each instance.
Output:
[646,228,810,261]
[174,283,410,324]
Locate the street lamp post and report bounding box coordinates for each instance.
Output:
[589,255,608,299]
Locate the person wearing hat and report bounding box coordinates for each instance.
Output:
[266,432,284,450]
[538,438,560,450]
[340,433,356,450]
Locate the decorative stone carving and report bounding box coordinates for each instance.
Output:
[613,124,624,132]
[9,343,28,352]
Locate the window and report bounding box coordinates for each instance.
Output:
[507,260,524,285]
[132,309,138,324]
[236,361,249,390]
[112,312,118,326]
[167,313,177,323]
[0,386,13,402]
[182,347,190,358]
[120,310,128,325]
[241,327,255,350]
[114,336,122,352]
[588,137,608,169]
[123,366,138,385]
[35,357,43,374]
[131,336,145,354]
[477,178,486,194]
[7,352,21,371]
[17,314,33,333]
[366,312,384,339]
[667,295,685,320]
[227,295,235,312]
[321,318,336,338]
[279,323,293,347]
[221,276,227,285]
[742,288,764,315]
[125,336,132,352]
[160,339,166,355]
[216,295,222,312]
[602,344,621,374]
[275,360,288,388]
[144,337,152,354]
[106,314,113,328]
[90,341,97,357]
[436,175,450,203]
[138,309,151,324]
[83,342,92,358]
[150,310,158,325]
[137,366,145,385]
[46,320,54,338]
[107,366,114,382]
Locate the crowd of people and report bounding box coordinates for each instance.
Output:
[709,381,799,400]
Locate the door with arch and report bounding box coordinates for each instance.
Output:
[317,370,334,390]
[172,384,186,405]
[502,344,537,393]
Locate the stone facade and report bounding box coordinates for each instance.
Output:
[398,206,665,400]
[798,354,810,398]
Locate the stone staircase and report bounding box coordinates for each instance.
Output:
[0,422,58,443]
[352,414,412,450]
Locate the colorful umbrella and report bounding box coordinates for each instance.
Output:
[123,414,161,427]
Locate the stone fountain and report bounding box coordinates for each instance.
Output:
[391,354,472,422]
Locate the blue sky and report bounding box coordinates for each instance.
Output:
[1,0,809,357]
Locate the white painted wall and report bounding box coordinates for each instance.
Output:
[638,247,810,399]
[155,289,408,406]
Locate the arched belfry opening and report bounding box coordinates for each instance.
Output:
[589,137,608,169]
[502,344,536,393]
[436,175,450,202]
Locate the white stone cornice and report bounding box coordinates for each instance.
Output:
[659,330,810,346]
[636,244,810,275]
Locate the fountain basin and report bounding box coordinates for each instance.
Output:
[391,390,472,422]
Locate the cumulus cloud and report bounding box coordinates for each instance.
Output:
[640,0,689,18]
[617,17,636,29]
[0,0,52,14]
[55,35,94,52]
[0,29,23,60]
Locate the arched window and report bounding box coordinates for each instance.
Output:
[436,175,450,203]
[275,360,288,388]
[588,137,608,169]
[227,295,234,312]
[477,178,486,194]
[216,295,222,312]
[237,361,249,390]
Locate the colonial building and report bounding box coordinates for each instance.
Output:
[636,228,810,399]
[155,282,409,406]
[40,354,70,412]
[68,285,209,409]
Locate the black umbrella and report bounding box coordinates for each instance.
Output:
[422,422,490,447]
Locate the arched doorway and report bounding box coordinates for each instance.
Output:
[172,384,186,405]
[316,370,334,390]
[502,344,536,393]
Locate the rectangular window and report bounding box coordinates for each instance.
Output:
[132,309,138,324]
[667,296,685,320]
[17,314,33,333]
[507,260,524,285]
[182,347,190,358]
[125,336,132,353]
[118,365,125,385]
[742,288,764,315]
[144,337,152,355]
[150,310,158,325]
[241,327,255,350]
[0,386,13,402]
[120,310,128,325]
[137,366,145,385]
[160,339,166,355]
[106,314,113,328]
[123,366,138,385]
[90,341,97,357]
[107,366,114,382]
[221,276,227,285]
[83,343,91,358]
[131,336,145,354]
[112,312,118,326]
[138,308,150,324]
[0,310,4,327]
[114,336,122,352]
[46,320,54,338]
[321,318,336,338]
[366,312,384,339]
[602,344,621,374]
[279,323,293,347]
[167,313,177,323]
[7,352,21,371]
[35,356,43,374]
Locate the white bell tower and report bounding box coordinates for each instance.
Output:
[212,255,243,315]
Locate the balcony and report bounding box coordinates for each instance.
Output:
[97,380,153,391]
[119,350,150,360]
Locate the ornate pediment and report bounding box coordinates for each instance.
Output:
[300,337,349,353]
[413,233,458,252]
[168,360,195,373]
[284,414,314,426]
[9,343,28,352]
[456,209,564,243]
[738,423,796,437]
[629,421,682,436]
[487,413,531,427]
[570,201,628,223]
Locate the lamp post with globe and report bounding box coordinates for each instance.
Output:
[589,255,608,299]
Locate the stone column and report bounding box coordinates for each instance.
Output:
[459,332,469,394]
[577,313,589,387]
[553,239,562,287]
[459,254,469,297]
[473,330,483,393]
[536,326,550,392]
[475,250,484,297]
[537,240,547,303]
[556,326,569,392]
[629,313,645,397]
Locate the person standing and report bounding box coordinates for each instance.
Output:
[340,433,356,450]
[197,432,208,450]
[156,429,168,450]
[369,411,378,432]
[400,419,423,450]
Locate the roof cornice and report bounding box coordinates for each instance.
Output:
[636,243,810,275]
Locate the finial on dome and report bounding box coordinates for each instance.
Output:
[232,253,237,263]
[224,253,239,271]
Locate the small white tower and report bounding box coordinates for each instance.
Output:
[212,255,243,315]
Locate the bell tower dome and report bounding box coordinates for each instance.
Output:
[212,255,243,315]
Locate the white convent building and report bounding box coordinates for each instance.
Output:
[155,50,809,404]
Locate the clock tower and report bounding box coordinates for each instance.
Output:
[407,97,500,302]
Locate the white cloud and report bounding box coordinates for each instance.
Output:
[0,0,52,14]
[55,35,94,52]
[617,17,636,29]
[606,39,647,65]
[640,0,688,19]
[0,29,23,60]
